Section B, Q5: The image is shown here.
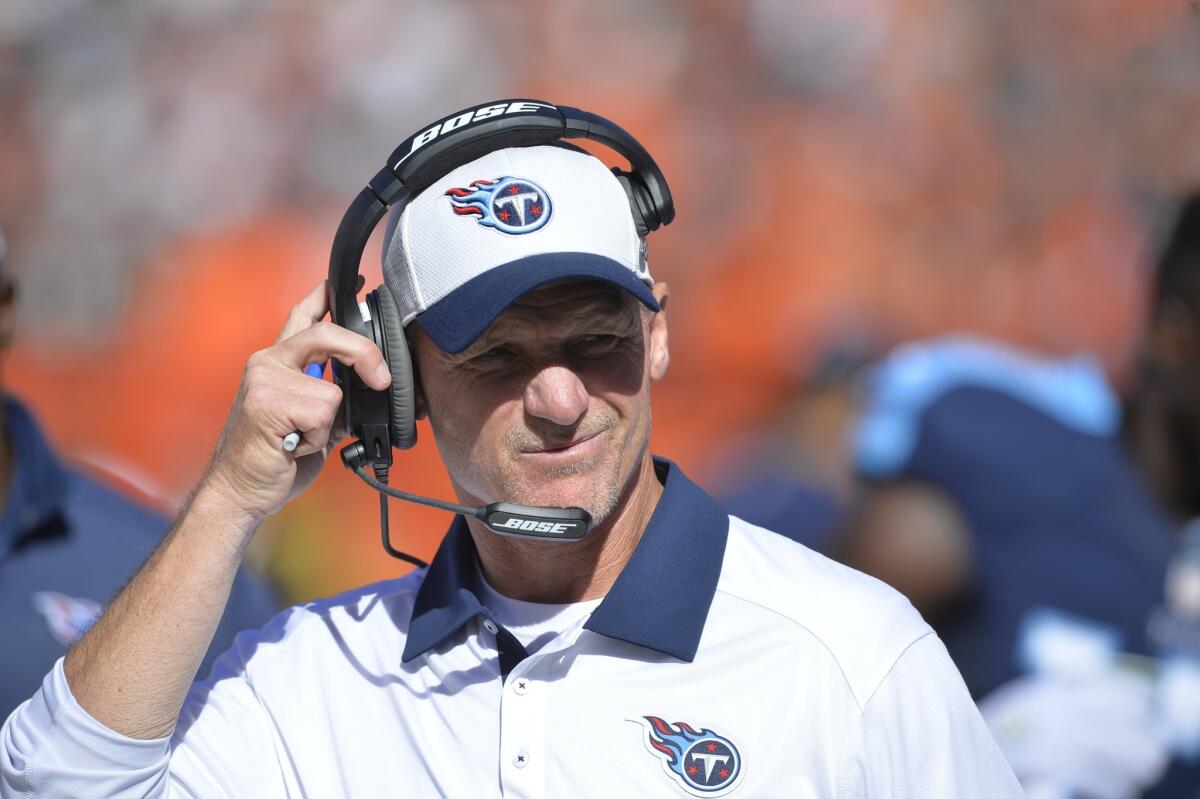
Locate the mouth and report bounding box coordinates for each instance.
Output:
[519,429,607,460]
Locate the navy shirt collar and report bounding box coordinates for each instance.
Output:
[402,457,729,664]
[0,395,69,556]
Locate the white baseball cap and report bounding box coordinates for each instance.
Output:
[382,144,658,354]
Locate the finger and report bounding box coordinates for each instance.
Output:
[273,395,339,457]
[276,281,330,344]
[288,428,331,459]
[274,321,391,390]
[242,355,342,426]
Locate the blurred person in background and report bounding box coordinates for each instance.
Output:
[839,194,1200,798]
[0,226,279,722]
[709,338,877,552]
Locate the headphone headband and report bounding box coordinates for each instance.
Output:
[389,100,564,192]
[384,100,673,225]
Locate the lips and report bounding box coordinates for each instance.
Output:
[521,429,604,455]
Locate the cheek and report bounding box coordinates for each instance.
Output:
[590,355,655,447]
[425,372,522,462]
[581,345,647,399]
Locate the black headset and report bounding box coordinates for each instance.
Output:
[327,100,673,560]
[329,99,674,469]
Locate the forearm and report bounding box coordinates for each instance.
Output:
[63,479,258,740]
[1,281,387,799]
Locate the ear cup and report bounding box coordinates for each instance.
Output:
[372,284,418,450]
[612,168,659,237]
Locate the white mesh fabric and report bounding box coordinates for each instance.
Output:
[382,145,650,326]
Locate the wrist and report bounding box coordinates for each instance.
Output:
[189,473,264,552]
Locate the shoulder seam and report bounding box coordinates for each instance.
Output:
[830,629,937,797]
[713,588,929,712]
[858,629,935,712]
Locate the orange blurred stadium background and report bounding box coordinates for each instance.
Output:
[1,0,1198,602]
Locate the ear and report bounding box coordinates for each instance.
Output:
[648,282,670,381]
[407,326,430,420]
[1148,296,1197,371]
[413,377,429,420]
[0,278,17,350]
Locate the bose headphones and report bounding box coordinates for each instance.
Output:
[329,99,674,474]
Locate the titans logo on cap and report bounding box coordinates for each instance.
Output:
[445,176,552,234]
[637,716,743,796]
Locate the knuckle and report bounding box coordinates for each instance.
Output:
[242,385,270,415]
[246,349,270,370]
[320,398,342,427]
[318,381,344,406]
[357,351,381,371]
[345,330,374,355]
[298,395,333,425]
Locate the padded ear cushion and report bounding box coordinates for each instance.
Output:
[373,284,418,450]
[613,169,657,237]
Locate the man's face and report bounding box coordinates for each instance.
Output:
[414,279,669,526]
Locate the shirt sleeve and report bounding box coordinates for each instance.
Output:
[199,566,280,682]
[2,639,286,799]
[836,632,1023,798]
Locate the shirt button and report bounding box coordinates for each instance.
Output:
[482,619,498,635]
[514,750,530,768]
[513,678,530,695]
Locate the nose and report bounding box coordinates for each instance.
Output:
[524,365,589,427]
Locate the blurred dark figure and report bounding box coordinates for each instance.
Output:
[839,195,1200,798]
[0,227,280,721]
[710,342,874,552]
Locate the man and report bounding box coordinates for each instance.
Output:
[843,195,1200,797]
[1,136,1019,796]
[0,227,278,722]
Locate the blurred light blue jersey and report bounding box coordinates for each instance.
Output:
[854,336,1176,700]
[0,395,279,721]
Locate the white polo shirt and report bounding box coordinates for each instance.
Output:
[1,458,1020,797]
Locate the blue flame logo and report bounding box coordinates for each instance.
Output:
[639,716,742,794]
[444,176,552,234]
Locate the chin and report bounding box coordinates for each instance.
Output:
[508,471,601,508]
[500,456,624,520]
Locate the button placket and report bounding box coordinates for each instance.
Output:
[498,659,548,798]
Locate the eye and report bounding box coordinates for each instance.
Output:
[477,346,512,360]
[578,334,619,348]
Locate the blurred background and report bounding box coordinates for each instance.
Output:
[1,0,1199,604]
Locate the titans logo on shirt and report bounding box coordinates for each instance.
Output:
[637,715,743,795]
[444,176,552,234]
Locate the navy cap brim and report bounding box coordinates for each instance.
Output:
[414,252,660,354]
